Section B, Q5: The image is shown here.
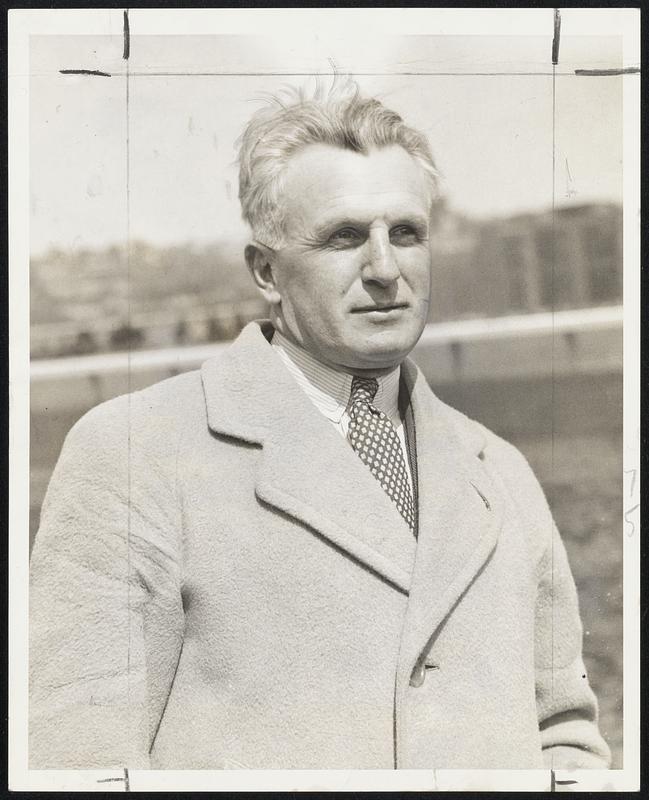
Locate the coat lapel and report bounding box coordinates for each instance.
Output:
[201,321,416,594]
[395,361,504,691]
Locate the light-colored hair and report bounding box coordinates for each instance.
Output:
[237,75,440,247]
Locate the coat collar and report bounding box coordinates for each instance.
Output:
[201,320,279,446]
[201,321,502,668]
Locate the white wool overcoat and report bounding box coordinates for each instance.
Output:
[29,321,611,770]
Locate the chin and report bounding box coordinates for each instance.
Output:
[366,329,420,358]
[345,339,416,372]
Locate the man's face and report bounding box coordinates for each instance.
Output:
[257,143,433,374]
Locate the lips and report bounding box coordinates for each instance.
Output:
[352,302,409,313]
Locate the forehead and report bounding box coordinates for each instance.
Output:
[281,144,431,229]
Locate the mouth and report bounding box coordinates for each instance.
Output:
[351,302,409,314]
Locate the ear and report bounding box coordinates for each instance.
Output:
[245,243,281,306]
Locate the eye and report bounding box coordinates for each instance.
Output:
[327,227,364,248]
[390,225,425,246]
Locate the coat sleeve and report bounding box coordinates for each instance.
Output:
[534,523,611,769]
[29,396,185,769]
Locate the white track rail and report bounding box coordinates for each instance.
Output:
[29,306,623,412]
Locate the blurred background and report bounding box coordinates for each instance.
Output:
[29,31,623,765]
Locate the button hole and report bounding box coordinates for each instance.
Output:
[424,663,439,671]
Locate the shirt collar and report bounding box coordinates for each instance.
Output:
[271,330,401,424]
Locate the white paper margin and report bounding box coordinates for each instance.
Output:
[8,7,641,793]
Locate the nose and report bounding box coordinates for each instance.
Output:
[361,227,400,287]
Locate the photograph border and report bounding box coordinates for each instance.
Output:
[9,7,641,792]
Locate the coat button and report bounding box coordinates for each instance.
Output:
[409,660,426,688]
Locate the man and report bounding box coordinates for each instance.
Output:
[29,78,610,770]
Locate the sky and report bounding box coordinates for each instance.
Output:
[29,32,624,256]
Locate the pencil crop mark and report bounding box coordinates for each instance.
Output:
[575,67,640,76]
[552,9,561,66]
[97,768,130,790]
[59,69,112,77]
[71,70,590,78]
[123,10,130,60]
[550,769,578,791]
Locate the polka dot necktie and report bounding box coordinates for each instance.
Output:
[347,376,415,532]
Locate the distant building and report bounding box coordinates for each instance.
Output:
[428,203,622,322]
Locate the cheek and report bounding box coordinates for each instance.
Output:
[278,269,339,329]
[400,250,432,289]
[291,255,356,305]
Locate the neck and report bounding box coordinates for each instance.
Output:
[272,322,402,379]
[337,363,400,379]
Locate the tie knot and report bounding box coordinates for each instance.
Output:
[350,376,379,407]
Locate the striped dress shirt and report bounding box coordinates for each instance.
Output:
[271,330,414,494]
